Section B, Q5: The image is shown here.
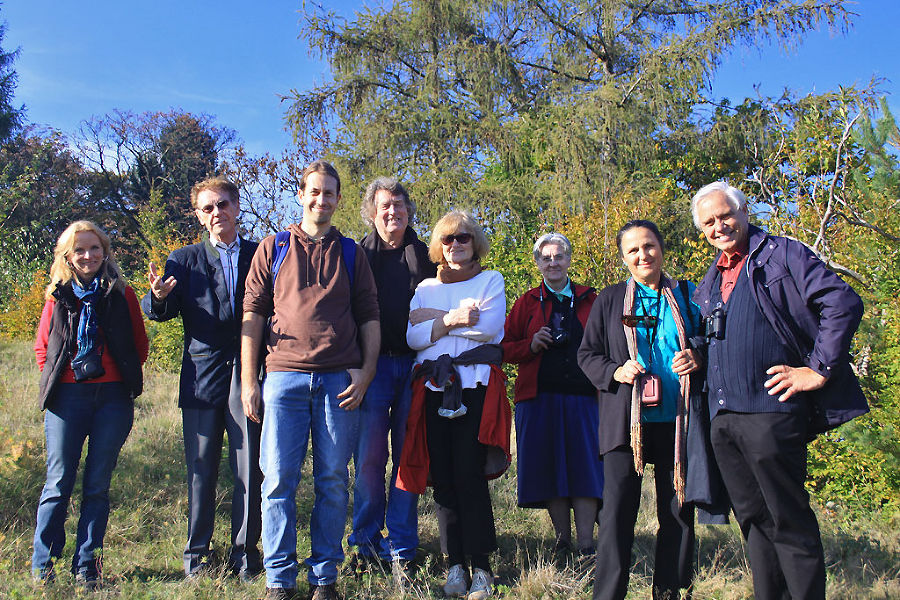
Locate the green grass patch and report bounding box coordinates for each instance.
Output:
[0,340,897,599]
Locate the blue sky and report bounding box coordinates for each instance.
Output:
[3,0,897,157]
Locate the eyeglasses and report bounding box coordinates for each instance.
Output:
[622,314,658,328]
[197,199,233,214]
[441,233,473,245]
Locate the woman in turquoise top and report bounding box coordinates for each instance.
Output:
[632,276,693,424]
[578,219,703,600]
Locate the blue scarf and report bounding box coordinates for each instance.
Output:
[71,278,102,363]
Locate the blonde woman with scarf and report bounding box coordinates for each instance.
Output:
[397,210,510,600]
[577,220,703,600]
[32,221,148,588]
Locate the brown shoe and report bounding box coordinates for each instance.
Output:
[309,583,341,600]
[263,588,297,600]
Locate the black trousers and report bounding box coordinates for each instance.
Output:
[593,422,695,600]
[425,386,497,561]
[711,411,825,600]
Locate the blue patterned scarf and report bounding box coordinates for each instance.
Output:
[71,278,102,363]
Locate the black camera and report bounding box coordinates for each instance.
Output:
[550,328,569,346]
[705,307,726,340]
[71,351,105,382]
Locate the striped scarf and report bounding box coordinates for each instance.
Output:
[622,275,691,504]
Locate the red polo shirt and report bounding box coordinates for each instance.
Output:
[716,243,749,303]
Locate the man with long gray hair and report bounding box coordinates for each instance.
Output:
[348,177,435,584]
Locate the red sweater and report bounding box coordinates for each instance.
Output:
[396,364,511,494]
[35,285,149,382]
[501,282,596,403]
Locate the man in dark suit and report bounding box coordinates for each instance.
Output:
[142,176,262,580]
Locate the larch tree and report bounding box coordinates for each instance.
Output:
[283,0,853,234]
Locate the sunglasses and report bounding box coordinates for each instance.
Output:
[622,314,659,328]
[197,199,233,214]
[441,233,473,245]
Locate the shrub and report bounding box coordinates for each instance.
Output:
[0,269,47,341]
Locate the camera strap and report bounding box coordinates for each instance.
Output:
[636,287,661,367]
[539,280,575,332]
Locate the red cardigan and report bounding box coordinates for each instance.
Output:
[396,364,511,495]
[501,282,596,403]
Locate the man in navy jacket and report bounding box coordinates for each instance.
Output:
[691,181,867,600]
[142,176,262,579]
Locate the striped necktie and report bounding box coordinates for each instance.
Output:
[216,241,238,308]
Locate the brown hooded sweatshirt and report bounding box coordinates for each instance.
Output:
[243,224,379,373]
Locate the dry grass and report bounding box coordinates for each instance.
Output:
[0,339,897,599]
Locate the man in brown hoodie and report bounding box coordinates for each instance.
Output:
[240,160,380,600]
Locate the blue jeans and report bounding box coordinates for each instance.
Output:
[349,354,418,561]
[32,382,134,577]
[260,370,359,588]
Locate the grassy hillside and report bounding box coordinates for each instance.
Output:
[0,340,896,599]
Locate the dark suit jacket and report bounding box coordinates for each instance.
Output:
[142,236,258,409]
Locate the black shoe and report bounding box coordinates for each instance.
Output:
[32,562,55,584]
[573,547,594,579]
[75,560,101,590]
[552,539,572,568]
[75,571,100,590]
[186,560,214,580]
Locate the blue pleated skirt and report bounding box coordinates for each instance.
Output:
[515,391,604,508]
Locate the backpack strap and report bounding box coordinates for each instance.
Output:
[679,279,696,336]
[271,230,291,283]
[340,235,356,289]
[272,230,356,290]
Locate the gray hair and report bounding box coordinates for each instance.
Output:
[532,232,572,261]
[360,176,416,228]
[690,181,748,228]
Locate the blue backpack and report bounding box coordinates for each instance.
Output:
[270,230,356,288]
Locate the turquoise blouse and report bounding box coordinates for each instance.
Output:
[631,279,701,423]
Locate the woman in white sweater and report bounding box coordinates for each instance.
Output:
[399,210,508,600]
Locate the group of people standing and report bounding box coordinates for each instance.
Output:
[30,160,867,600]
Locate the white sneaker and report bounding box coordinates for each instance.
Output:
[443,564,468,597]
[467,568,493,600]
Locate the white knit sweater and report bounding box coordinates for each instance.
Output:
[406,270,506,391]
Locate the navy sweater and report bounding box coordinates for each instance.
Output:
[707,268,806,419]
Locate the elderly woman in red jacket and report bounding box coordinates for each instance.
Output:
[502,232,602,556]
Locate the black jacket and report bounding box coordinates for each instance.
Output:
[142,237,258,409]
[39,281,143,409]
[577,281,729,522]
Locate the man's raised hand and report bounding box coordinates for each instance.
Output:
[148,261,177,300]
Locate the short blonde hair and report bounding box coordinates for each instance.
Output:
[46,220,125,299]
[427,210,490,264]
